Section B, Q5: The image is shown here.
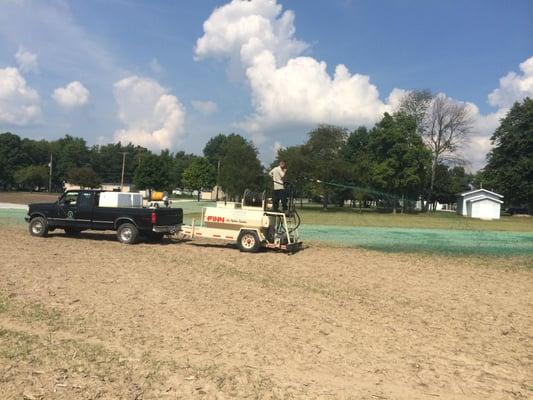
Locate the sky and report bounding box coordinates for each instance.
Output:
[0,0,532,170]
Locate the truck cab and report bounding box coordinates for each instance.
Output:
[26,190,183,244]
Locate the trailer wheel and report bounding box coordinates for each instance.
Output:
[237,230,261,253]
[117,223,139,244]
[29,216,49,237]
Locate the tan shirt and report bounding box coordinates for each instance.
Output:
[269,166,286,190]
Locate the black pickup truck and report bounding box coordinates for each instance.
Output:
[25,190,183,244]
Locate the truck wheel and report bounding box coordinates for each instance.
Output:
[237,230,261,253]
[117,223,139,244]
[29,216,49,237]
[64,228,82,236]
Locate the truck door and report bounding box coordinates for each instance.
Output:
[57,191,79,227]
[76,192,94,226]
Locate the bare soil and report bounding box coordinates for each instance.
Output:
[0,192,59,204]
[0,225,531,399]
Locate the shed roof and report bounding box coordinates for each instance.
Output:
[459,188,503,198]
[466,195,503,204]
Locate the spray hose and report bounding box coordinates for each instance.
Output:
[303,178,399,202]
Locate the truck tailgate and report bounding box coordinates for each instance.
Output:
[155,208,183,226]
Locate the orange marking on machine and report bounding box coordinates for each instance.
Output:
[206,215,225,223]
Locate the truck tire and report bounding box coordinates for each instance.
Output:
[237,230,261,253]
[116,223,139,244]
[29,216,49,237]
[64,228,82,236]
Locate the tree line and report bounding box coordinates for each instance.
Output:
[277,96,531,210]
[0,95,531,209]
[0,131,264,200]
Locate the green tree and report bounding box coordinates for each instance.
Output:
[274,145,312,205]
[133,153,170,190]
[14,165,49,190]
[203,134,229,166]
[170,151,198,189]
[53,135,89,182]
[341,126,372,207]
[304,125,350,208]
[368,113,432,212]
[218,134,262,199]
[483,98,533,207]
[21,138,51,165]
[89,142,148,184]
[67,167,102,188]
[397,89,433,134]
[0,132,26,189]
[182,157,216,201]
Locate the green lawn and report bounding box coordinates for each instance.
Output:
[177,201,532,233]
[296,205,533,232]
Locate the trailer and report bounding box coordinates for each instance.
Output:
[179,190,302,253]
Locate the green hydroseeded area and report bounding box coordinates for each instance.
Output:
[0,209,27,225]
[300,225,533,256]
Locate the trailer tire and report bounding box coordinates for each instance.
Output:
[237,230,261,253]
[29,216,49,237]
[117,223,139,244]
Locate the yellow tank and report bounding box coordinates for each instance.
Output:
[151,191,167,201]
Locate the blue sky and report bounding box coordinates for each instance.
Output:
[0,0,531,169]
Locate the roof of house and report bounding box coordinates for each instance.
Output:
[466,194,504,204]
[459,188,503,198]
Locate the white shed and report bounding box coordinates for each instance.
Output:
[456,189,503,220]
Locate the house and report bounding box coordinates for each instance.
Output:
[201,185,225,201]
[457,189,503,220]
[64,182,135,192]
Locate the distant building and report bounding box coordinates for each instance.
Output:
[64,182,135,192]
[457,189,503,220]
[201,185,225,201]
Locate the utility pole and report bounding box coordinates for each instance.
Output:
[48,153,53,192]
[120,152,128,191]
[215,159,221,201]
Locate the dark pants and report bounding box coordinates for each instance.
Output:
[273,189,287,212]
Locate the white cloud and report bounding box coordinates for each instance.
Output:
[0,67,41,125]
[459,103,501,170]
[191,100,218,115]
[196,0,399,142]
[52,81,90,108]
[113,76,186,151]
[464,57,533,170]
[15,46,39,73]
[195,0,307,68]
[488,56,533,109]
[197,1,531,170]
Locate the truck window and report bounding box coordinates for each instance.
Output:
[64,192,79,205]
[78,192,93,207]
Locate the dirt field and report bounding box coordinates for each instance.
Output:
[0,225,531,399]
[0,192,60,204]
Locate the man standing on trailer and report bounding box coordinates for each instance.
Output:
[269,160,287,212]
